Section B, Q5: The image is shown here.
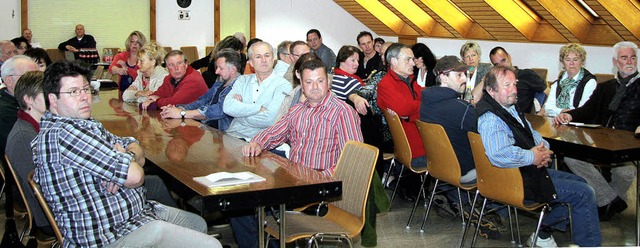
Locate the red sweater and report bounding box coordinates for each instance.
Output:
[377,70,425,158]
[151,66,208,107]
[108,51,139,81]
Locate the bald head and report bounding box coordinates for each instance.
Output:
[1,55,38,95]
[1,41,17,63]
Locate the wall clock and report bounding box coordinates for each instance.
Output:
[177,0,191,8]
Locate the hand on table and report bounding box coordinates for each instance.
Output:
[242,142,263,157]
[552,113,572,125]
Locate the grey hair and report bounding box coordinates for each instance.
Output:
[1,55,32,80]
[385,43,410,65]
[248,41,275,59]
[613,41,638,59]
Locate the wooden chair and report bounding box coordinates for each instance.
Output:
[28,171,64,247]
[4,155,32,241]
[414,121,477,234]
[200,46,216,73]
[180,46,199,65]
[594,73,615,84]
[382,111,428,218]
[163,46,173,54]
[530,68,548,83]
[264,141,379,247]
[45,49,65,62]
[465,132,572,247]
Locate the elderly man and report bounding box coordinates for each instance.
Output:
[377,43,424,202]
[273,40,293,78]
[57,24,96,53]
[32,60,221,247]
[0,41,18,75]
[553,41,639,221]
[160,49,241,131]
[306,29,336,69]
[141,50,208,110]
[0,55,38,154]
[477,66,600,247]
[223,41,292,141]
[21,29,41,48]
[243,58,363,175]
[356,31,382,80]
[489,47,547,113]
[283,41,311,84]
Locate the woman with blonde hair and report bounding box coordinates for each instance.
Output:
[544,43,596,117]
[460,41,491,88]
[122,41,168,103]
[109,31,147,98]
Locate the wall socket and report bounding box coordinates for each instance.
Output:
[178,10,191,20]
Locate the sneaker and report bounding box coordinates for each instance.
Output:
[463,210,501,240]
[527,233,558,248]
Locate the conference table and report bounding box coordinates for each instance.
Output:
[91,89,342,247]
[527,114,640,245]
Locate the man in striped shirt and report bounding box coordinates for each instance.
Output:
[243,58,363,176]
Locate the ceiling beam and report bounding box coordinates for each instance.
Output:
[354,0,419,36]
[589,0,640,42]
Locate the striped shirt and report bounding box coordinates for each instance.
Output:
[331,74,362,101]
[477,105,549,168]
[32,112,159,248]
[252,93,363,176]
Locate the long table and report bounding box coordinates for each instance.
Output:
[91,90,342,247]
[527,114,640,245]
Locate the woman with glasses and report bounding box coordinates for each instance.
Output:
[122,41,168,103]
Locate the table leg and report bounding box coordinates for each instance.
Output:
[279,204,286,248]
[258,206,265,248]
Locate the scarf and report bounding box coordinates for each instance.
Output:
[17,109,39,132]
[556,68,584,109]
[608,71,640,112]
[334,67,364,86]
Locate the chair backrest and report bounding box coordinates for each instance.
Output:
[594,73,615,84]
[331,141,378,228]
[205,46,215,56]
[92,65,104,81]
[4,155,33,235]
[467,132,528,209]
[382,111,413,167]
[45,49,65,62]
[180,46,199,65]
[415,121,465,187]
[163,47,173,54]
[530,68,548,82]
[27,171,64,245]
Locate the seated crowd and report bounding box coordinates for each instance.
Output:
[1,24,640,248]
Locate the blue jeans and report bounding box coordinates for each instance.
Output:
[545,169,601,247]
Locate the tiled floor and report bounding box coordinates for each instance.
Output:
[2,180,637,247]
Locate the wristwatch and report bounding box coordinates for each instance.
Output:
[127,151,136,159]
[180,110,186,120]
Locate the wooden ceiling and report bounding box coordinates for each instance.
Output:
[334,0,640,46]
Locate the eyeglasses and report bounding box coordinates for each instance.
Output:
[59,86,94,97]
[291,53,302,58]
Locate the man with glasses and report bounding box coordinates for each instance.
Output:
[283,41,311,84]
[307,29,336,69]
[141,50,208,110]
[0,40,18,76]
[0,55,38,155]
[273,40,293,79]
[32,60,222,247]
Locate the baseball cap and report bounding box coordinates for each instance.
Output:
[434,55,469,76]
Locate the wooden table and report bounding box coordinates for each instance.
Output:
[91,90,342,247]
[527,114,640,245]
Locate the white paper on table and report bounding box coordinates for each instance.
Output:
[193,171,266,188]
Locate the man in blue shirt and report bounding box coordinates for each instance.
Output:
[476,66,600,247]
[160,49,241,131]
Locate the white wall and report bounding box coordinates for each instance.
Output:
[255,0,617,82]
[156,0,214,58]
[0,0,21,41]
[255,0,374,54]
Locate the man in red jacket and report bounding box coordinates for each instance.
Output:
[377,43,425,202]
[141,50,208,110]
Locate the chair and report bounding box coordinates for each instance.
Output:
[594,73,615,84]
[92,65,104,81]
[264,141,378,247]
[180,46,199,65]
[163,46,173,54]
[45,49,65,62]
[28,171,64,247]
[414,121,477,233]
[200,45,216,73]
[382,110,428,213]
[465,132,572,247]
[530,68,548,83]
[4,155,33,241]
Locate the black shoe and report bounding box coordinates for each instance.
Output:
[463,210,501,240]
[598,197,628,221]
[398,188,417,203]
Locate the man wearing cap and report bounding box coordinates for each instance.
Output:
[420,56,476,183]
